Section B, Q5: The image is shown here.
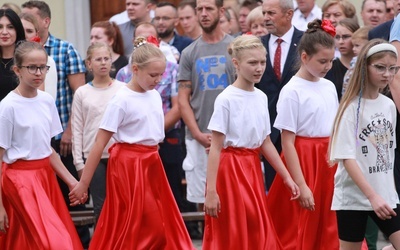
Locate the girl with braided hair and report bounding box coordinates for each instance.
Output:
[266,19,340,249]
[329,39,400,250]
[69,36,194,250]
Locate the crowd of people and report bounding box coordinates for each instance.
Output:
[0,0,399,249]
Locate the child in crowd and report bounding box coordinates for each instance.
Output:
[341,26,371,96]
[203,34,299,250]
[266,19,340,250]
[69,37,194,250]
[0,41,83,249]
[71,42,125,223]
[329,39,400,250]
[325,18,359,100]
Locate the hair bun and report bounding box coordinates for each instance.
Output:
[305,19,322,34]
[133,36,147,50]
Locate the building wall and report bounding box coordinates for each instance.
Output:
[0,0,90,57]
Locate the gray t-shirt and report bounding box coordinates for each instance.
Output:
[119,21,135,58]
[178,35,236,139]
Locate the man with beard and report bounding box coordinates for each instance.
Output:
[154,2,193,55]
[178,0,235,224]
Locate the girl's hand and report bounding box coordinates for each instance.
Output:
[283,177,300,200]
[369,194,397,220]
[194,132,212,148]
[0,205,9,234]
[204,191,221,217]
[68,182,88,206]
[298,184,315,211]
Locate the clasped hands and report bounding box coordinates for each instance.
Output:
[68,182,89,206]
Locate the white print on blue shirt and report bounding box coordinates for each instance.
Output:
[196,55,229,91]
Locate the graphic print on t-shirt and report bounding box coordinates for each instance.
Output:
[195,55,229,91]
[358,112,394,174]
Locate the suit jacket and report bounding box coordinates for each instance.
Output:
[368,19,393,40]
[172,33,193,54]
[257,28,304,145]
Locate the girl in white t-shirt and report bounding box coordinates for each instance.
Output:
[0,41,83,249]
[265,19,340,249]
[203,35,299,250]
[329,40,400,249]
[71,42,124,223]
[69,37,194,250]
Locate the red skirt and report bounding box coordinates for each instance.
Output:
[89,143,194,250]
[203,147,282,250]
[266,136,339,250]
[0,158,82,250]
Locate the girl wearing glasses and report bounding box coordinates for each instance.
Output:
[71,42,124,223]
[329,39,400,250]
[325,18,359,100]
[0,41,83,249]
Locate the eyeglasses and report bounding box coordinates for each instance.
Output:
[370,64,400,75]
[20,65,50,74]
[153,16,175,22]
[334,34,352,41]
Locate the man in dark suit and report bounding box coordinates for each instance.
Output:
[154,2,193,55]
[368,19,393,40]
[258,0,303,190]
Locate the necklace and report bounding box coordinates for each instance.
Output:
[0,58,12,69]
[15,87,22,96]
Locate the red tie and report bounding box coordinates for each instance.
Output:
[274,38,283,81]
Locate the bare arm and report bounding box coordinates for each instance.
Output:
[69,129,113,205]
[261,135,300,200]
[281,130,313,209]
[0,148,9,232]
[59,73,86,156]
[343,159,396,220]
[178,80,211,147]
[164,96,181,131]
[204,131,224,217]
[49,148,78,190]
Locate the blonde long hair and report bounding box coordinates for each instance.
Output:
[328,39,398,162]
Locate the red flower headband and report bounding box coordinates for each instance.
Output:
[30,36,41,43]
[321,20,336,37]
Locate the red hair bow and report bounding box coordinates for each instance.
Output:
[321,20,336,37]
[146,36,160,47]
[30,36,41,43]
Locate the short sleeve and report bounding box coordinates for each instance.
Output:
[330,106,357,161]
[177,48,192,82]
[99,97,125,133]
[0,106,13,150]
[390,14,400,42]
[274,88,299,133]
[50,101,63,138]
[66,43,86,75]
[207,95,229,135]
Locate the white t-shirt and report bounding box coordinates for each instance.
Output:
[330,94,399,210]
[100,86,164,145]
[208,85,271,148]
[274,76,339,137]
[71,80,125,171]
[0,91,62,163]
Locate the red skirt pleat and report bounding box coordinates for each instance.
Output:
[266,136,339,250]
[0,158,83,250]
[89,143,194,250]
[203,147,282,250]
